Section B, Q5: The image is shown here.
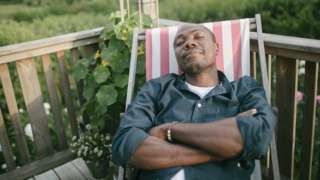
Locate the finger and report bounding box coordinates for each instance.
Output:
[246,109,257,115]
[238,109,257,116]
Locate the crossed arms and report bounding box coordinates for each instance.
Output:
[112,77,276,170]
[130,109,256,170]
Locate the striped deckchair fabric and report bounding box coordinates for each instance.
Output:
[145,18,250,81]
[119,14,280,180]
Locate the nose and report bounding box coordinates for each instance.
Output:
[184,39,196,49]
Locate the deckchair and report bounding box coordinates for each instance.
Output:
[118,14,280,180]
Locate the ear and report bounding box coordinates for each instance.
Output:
[215,43,219,54]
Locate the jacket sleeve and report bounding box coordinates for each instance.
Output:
[235,76,277,161]
[111,81,159,166]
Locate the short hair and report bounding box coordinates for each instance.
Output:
[198,25,216,44]
[176,24,217,44]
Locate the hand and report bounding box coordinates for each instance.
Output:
[149,122,177,140]
[237,108,257,117]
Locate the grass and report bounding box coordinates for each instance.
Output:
[0,13,109,46]
[0,0,118,46]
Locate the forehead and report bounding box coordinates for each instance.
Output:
[175,25,210,39]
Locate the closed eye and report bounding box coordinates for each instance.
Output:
[194,34,205,39]
[175,40,184,47]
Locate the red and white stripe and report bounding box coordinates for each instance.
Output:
[145,18,250,81]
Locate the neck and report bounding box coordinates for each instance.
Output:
[185,68,219,87]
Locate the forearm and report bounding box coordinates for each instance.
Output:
[129,136,221,170]
[171,117,243,159]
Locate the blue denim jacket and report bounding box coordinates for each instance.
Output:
[112,71,276,180]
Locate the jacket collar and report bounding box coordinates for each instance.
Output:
[175,70,233,98]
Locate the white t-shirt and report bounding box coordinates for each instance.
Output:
[171,82,216,180]
[185,82,216,99]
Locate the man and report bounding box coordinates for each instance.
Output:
[112,24,276,180]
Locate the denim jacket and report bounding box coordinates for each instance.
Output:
[112,71,276,180]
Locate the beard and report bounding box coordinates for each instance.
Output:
[179,57,209,75]
[181,62,202,74]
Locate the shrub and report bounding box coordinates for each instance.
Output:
[0,13,108,46]
[71,11,152,133]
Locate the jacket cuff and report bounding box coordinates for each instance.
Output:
[112,127,149,166]
[235,115,260,161]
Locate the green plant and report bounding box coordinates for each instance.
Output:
[71,11,152,133]
[0,13,109,46]
[70,124,112,163]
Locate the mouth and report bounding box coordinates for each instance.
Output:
[183,49,204,59]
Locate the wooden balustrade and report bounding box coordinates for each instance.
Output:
[250,32,320,180]
[0,19,319,179]
[0,27,102,179]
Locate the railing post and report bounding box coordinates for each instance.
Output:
[300,62,319,180]
[276,56,298,180]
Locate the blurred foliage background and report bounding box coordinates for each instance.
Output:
[0,0,319,46]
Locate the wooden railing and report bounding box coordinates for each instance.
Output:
[250,32,320,180]
[0,19,319,180]
[0,27,103,179]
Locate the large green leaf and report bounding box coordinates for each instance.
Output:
[71,57,93,82]
[114,74,128,88]
[101,47,112,60]
[96,85,118,107]
[83,75,98,101]
[79,57,91,67]
[72,61,88,82]
[108,38,124,52]
[108,53,129,73]
[90,105,108,128]
[93,66,110,84]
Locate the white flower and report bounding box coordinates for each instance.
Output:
[64,108,68,113]
[85,124,91,130]
[1,164,7,169]
[299,68,305,75]
[43,102,51,109]
[93,147,99,153]
[105,135,110,141]
[77,150,82,157]
[24,123,34,141]
[98,151,103,157]
[79,134,84,140]
[72,136,77,141]
[43,102,51,115]
[19,108,24,113]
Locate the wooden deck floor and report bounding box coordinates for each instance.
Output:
[28,158,105,180]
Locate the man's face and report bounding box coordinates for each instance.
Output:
[174,25,217,74]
